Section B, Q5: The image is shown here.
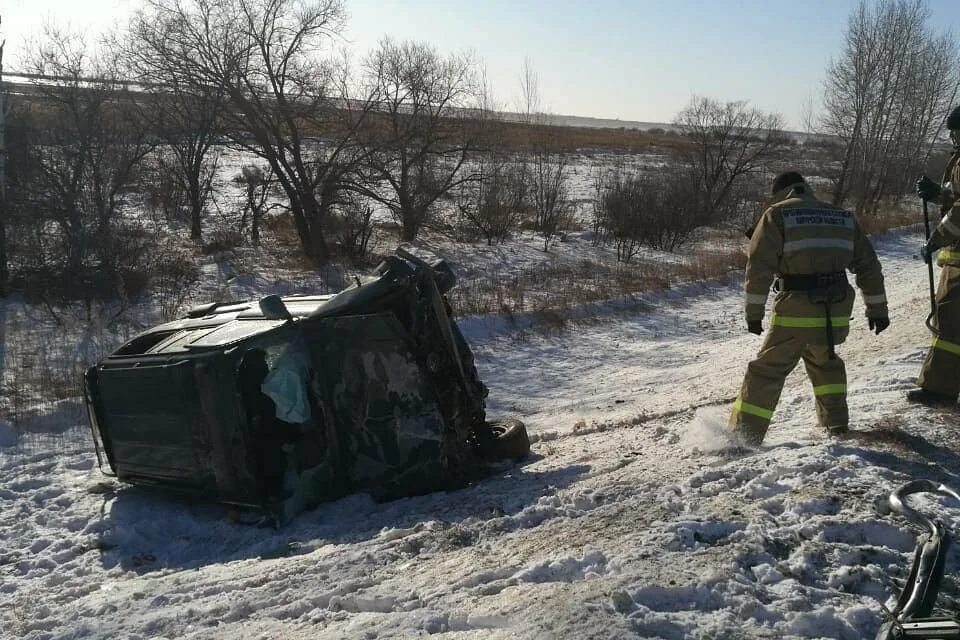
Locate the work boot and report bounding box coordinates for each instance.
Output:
[713,445,753,457]
[906,388,956,407]
[825,424,849,438]
[716,424,761,456]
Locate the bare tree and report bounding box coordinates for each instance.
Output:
[512,57,573,252]
[598,170,645,263]
[234,164,279,245]
[359,38,480,242]
[331,198,375,264]
[590,158,628,247]
[821,0,960,214]
[800,93,818,135]
[515,55,542,125]
[530,149,572,251]
[644,169,711,252]
[674,96,784,225]
[590,167,606,246]
[123,27,226,240]
[20,26,154,280]
[455,155,527,245]
[132,0,374,265]
[451,72,527,246]
[3,88,38,287]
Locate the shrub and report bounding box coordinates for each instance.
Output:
[119,266,152,300]
[153,248,201,320]
[234,164,277,245]
[201,229,245,255]
[598,169,707,259]
[331,201,376,265]
[530,151,574,251]
[142,152,188,221]
[599,173,646,262]
[455,159,528,245]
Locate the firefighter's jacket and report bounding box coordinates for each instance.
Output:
[928,148,960,266]
[744,182,887,344]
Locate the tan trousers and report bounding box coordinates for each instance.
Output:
[918,265,960,397]
[729,329,848,445]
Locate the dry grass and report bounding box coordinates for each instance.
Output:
[488,120,691,154]
[677,247,748,283]
[449,258,673,319]
[0,299,140,446]
[0,337,91,452]
[859,203,923,237]
[1,353,84,423]
[259,214,323,272]
[449,243,753,339]
[354,106,690,155]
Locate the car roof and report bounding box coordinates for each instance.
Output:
[110,295,336,357]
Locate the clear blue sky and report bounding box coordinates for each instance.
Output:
[5,0,960,128]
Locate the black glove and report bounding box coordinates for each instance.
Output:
[917,175,942,202]
[747,320,763,335]
[868,317,890,335]
[921,242,935,264]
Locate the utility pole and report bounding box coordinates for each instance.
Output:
[0,15,7,296]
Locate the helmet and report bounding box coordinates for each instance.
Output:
[771,171,804,195]
[947,105,960,130]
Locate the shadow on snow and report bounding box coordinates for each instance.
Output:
[94,456,591,574]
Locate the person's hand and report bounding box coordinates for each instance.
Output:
[917,175,942,202]
[921,243,935,264]
[747,320,763,335]
[868,317,890,335]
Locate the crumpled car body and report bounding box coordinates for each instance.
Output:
[84,247,491,522]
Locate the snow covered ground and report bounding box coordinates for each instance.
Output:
[5,227,960,640]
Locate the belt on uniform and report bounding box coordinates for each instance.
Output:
[775,271,848,360]
[776,271,848,291]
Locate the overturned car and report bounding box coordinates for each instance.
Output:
[84,247,528,523]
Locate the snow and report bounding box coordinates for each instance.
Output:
[0,419,16,447]
[5,226,960,639]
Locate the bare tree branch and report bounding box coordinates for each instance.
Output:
[820,0,960,214]
[356,38,481,242]
[131,0,371,265]
[674,95,784,226]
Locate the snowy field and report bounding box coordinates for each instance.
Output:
[5,227,960,639]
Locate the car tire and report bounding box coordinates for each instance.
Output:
[486,418,530,460]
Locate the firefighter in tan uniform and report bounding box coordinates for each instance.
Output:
[911,106,960,406]
[729,172,889,446]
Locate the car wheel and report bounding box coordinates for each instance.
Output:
[486,418,530,460]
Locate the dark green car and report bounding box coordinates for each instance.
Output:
[84,247,528,523]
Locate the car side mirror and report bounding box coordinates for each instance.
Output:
[259,295,293,321]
